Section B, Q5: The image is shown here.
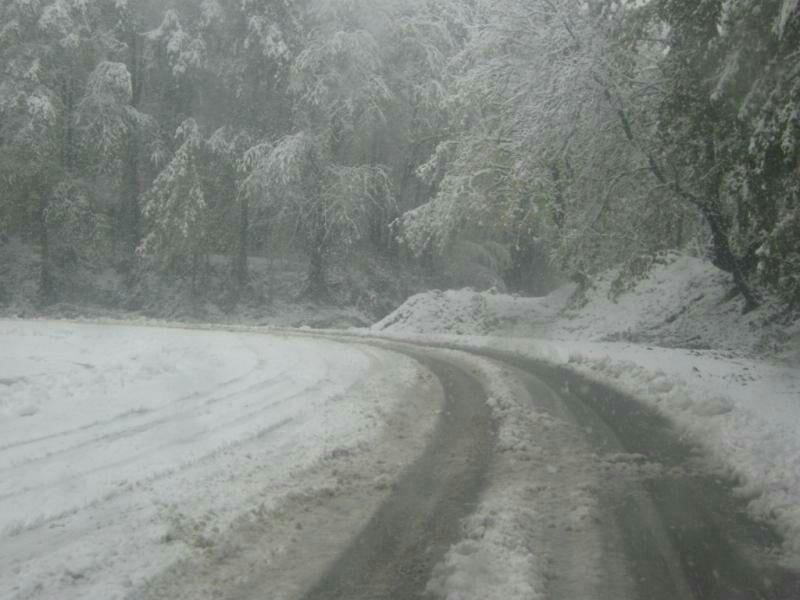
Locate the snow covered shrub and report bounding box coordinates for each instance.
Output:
[141,119,211,280]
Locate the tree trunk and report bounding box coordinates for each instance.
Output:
[673,211,685,249]
[507,193,542,294]
[190,251,199,299]
[701,204,760,312]
[702,140,760,313]
[508,241,535,293]
[123,133,141,254]
[122,28,143,257]
[37,193,54,306]
[603,86,760,312]
[305,220,330,302]
[548,162,566,230]
[235,195,249,290]
[61,70,75,173]
[129,29,143,107]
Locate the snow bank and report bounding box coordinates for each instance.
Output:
[548,253,791,354]
[374,253,795,355]
[372,287,571,337]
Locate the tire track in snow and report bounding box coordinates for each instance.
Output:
[0,374,337,539]
[271,332,800,600]
[122,344,445,600]
[0,340,311,479]
[0,369,295,476]
[0,366,257,454]
[0,380,304,507]
[0,339,341,541]
[2,416,298,565]
[0,342,299,463]
[297,349,494,600]
[471,347,800,600]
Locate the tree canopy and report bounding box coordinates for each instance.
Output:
[0,0,797,311]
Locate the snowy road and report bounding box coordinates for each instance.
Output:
[308,339,800,600]
[2,321,799,600]
[301,352,494,600]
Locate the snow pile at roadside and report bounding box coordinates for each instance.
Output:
[0,320,434,600]
[373,253,795,356]
[371,287,571,337]
[372,289,493,335]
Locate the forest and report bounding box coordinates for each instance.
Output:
[0,0,798,321]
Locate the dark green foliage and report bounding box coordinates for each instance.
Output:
[650,0,799,308]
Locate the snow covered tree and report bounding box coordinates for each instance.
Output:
[240,0,398,299]
[241,132,393,299]
[381,0,468,241]
[204,126,252,290]
[709,0,800,307]
[144,9,207,138]
[626,0,800,310]
[2,0,796,316]
[398,0,688,290]
[141,118,211,291]
[0,85,62,302]
[0,0,164,299]
[76,61,155,168]
[101,0,153,256]
[203,0,297,135]
[0,0,79,302]
[195,0,301,290]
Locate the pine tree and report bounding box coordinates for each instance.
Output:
[240,0,397,299]
[141,118,211,293]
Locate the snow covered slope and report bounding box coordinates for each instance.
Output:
[373,253,797,358]
[0,320,436,600]
[371,286,571,337]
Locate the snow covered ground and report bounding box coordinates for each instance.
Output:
[367,253,800,597]
[0,320,439,600]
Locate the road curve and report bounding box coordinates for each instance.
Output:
[291,335,800,600]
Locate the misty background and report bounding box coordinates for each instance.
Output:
[0,0,797,325]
